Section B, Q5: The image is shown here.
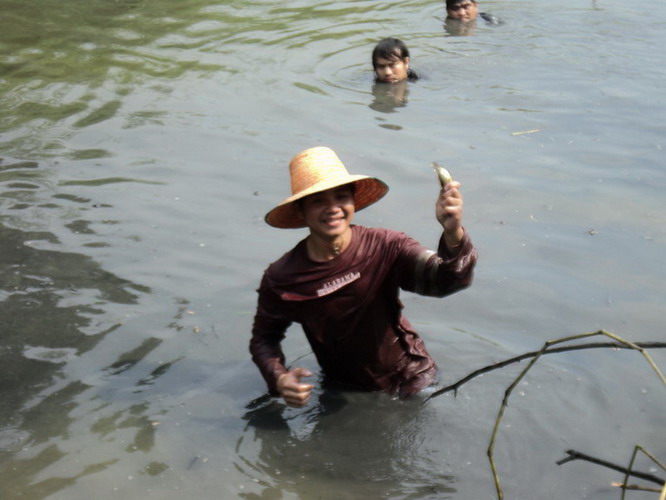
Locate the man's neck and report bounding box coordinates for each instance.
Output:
[306,229,352,262]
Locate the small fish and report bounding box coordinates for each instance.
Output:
[432,162,453,187]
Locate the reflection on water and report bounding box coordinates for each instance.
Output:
[239,389,456,499]
[0,222,144,421]
[0,443,118,500]
[0,218,159,498]
[443,18,479,37]
[369,80,411,113]
[0,0,236,159]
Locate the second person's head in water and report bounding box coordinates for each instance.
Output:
[372,38,418,83]
[446,0,479,22]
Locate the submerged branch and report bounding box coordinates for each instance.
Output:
[612,483,663,493]
[471,329,665,500]
[621,445,666,500]
[425,338,666,402]
[557,449,666,486]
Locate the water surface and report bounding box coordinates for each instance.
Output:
[1,0,665,498]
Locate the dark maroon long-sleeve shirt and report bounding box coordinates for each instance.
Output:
[250,225,477,397]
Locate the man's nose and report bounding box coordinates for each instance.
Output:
[323,198,341,211]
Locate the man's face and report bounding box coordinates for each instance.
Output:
[374,55,410,83]
[301,186,355,240]
[447,1,478,21]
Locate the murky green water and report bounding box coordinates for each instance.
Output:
[1,0,665,498]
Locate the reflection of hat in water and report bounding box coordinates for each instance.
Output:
[265,146,389,229]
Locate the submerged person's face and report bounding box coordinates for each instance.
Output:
[374,55,410,83]
[301,186,355,240]
[447,1,478,21]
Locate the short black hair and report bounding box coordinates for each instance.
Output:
[372,38,410,69]
[446,0,476,8]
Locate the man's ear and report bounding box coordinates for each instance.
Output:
[404,56,410,69]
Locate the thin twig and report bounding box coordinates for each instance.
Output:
[622,446,666,500]
[557,449,665,486]
[480,330,665,500]
[612,483,663,493]
[639,447,666,473]
[600,330,666,387]
[623,445,641,500]
[487,333,578,498]
[425,339,666,402]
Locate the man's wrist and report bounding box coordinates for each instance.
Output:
[444,227,464,248]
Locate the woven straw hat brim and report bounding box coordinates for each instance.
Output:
[265,176,389,229]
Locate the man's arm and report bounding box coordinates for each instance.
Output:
[250,278,291,395]
[436,180,464,249]
[250,277,314,406]
[398,180,477,296]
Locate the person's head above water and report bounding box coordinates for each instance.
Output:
[446,0,479,22]
[372,38,417,83]
[264,146,389,229]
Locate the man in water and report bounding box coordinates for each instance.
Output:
[445,0,503,34]
[372,38,418,83]
[250,147,477,406]
[370,38,418,111]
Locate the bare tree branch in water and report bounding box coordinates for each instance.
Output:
[617,445,666,500]
[611,484,664,493]
[425,337,666,402]
[430,330,666,500]
[556,449,665,486]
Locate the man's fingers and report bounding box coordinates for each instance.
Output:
[292,367,313,379]
[283,384,313,407]
[277,368,315,407]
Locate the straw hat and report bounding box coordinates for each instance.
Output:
[265,147,389,229]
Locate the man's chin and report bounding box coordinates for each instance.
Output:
[322,223,344,232]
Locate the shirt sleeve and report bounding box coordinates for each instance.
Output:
[249,273,292,395]
[398,227,477,297]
